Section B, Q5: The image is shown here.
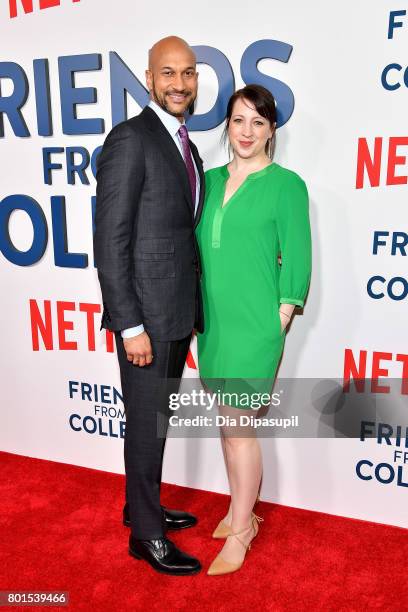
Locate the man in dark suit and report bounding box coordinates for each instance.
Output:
[94,36,204,575]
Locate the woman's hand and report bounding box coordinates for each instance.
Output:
[279,304,295,333]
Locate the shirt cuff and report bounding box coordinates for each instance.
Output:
[279,298,304,307]
[121,324,145,338]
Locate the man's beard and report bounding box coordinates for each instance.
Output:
[152,82,194,117]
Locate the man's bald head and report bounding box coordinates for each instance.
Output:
[148,36,196,71]
[145,36,198,120]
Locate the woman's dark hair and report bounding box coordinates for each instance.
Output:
[223,84,277,158]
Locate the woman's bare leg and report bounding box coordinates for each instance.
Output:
[216,403,262,563]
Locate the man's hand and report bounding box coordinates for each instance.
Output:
[123,331,153,367]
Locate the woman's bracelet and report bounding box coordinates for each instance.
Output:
[279,310,291,320]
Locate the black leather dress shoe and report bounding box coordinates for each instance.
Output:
[129,534,201,575]
[123,503,197,530]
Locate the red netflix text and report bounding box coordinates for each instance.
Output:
[30,299,114,352]
[29,299,198,367]
[9,0,80,19]
[356,137,408,189]
[343,348,408,393]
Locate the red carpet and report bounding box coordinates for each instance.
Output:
[0,451,407,611]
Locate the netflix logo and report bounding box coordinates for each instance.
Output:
[9,0,80,19]
[355,137,408,189]
[28,298,198,368]
[29,299,115,353]
[343,348,408,394]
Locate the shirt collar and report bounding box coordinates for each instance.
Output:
[148,99,185,138]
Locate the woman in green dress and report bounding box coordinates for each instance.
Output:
[196,85,311,575]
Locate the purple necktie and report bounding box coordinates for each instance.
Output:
[178,125,196,207]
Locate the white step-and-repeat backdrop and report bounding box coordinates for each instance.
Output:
[1,1,407,528]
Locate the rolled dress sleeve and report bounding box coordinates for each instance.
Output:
[276,172,312,307]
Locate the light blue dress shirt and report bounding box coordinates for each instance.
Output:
[121,100,200,339]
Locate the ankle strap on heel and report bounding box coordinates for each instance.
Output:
[251,512,264,525]
[228,514,264,550]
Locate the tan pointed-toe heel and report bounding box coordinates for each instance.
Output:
[207,514,263,576]
[212,519,232,539]
[207,555,243,576]
[212,496,261,539]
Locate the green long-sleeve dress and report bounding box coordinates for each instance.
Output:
[196,162,311,409]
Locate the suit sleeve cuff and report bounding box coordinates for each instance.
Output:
[121,324,145,338]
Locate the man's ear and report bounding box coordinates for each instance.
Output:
[145,69,152,90]
[189,72,198,115]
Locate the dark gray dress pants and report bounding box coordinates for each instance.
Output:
[115,332,192,539]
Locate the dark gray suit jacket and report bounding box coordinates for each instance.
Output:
[94,106,205,341]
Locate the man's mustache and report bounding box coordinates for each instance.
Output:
[166,90,192,96]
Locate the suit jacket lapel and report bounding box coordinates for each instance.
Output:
[190,142,205,228]
[141,106,194,215]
